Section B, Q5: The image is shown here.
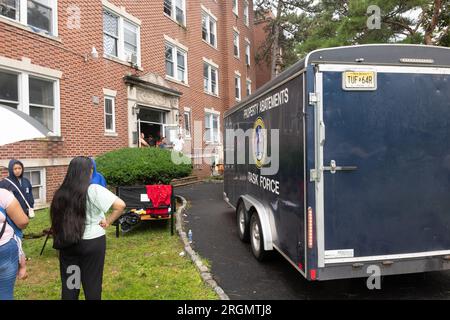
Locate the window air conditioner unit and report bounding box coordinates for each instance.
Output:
[128,53,138,66]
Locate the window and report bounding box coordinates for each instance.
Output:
[0,66,60,134]
[245,41,251,65]
[103,8,140,65]
[246,79,252,96]
[0,69,58,133]
[104,96,115,132]
[233,31,240,58]
[139,107,166,123]
[0,0,19,20]
[163,0,171,16]
[27,0,52,32]
[0,70,19,109]
[0,0,57,35]
[29,76,55,132]
[164,0,185,26]
[244,1,249,26]
[235,74,241,101]
[232,0,238,16]
[165,42,187,83]
[174,0,184,25]
[183,111,191,137]
[177,50,186,82]
[205,112,219,143]
[202,11,217,47]
[124,21,138,61]
[23,168,45,203]
[103,10,118,57]
[165,44,174,78]
[203,62,218,96]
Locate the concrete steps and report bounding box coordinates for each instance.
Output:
[171,175,201,187]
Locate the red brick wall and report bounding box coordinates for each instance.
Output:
[254,13,272,89]
[45,166,68,203]
[0,3,130,158]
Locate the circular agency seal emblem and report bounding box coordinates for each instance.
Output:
[252,117,267,169]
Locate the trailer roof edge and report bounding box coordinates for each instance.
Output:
[225,44,450,118]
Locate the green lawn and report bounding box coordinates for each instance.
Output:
[15,209,218,300]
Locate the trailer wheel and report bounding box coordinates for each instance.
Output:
[236,202,250,242]
[250,213,269,261]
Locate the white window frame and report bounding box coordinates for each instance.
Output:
[0,0,59,36]
[165,37,188,84]
[245,39,251,66]
[232,0,238,16]
[246,78,252,96]
[104,95,116,133]
[0,70,19,108]
[183,110,191,138]
[235,72,241,102]
[244,1,249,26]
[203,58,219,96]
[205,110,220,144]
[23,167,46,206]
[164,0,186,26]
[102,1,141,67]
[201,7,217,48]
[123,20,140,64]
[233,30,240,59]
[28,75,57,133]
[0,67,60,135]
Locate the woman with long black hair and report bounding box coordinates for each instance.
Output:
[51,156,125,300]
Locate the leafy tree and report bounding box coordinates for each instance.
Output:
[255,0,449,73]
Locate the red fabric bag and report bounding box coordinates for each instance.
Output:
[145,185,172,215]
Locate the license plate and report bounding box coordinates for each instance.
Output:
[343,71,377,90]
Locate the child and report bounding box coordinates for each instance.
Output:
[0,159,34,280]
[0,160,35,218]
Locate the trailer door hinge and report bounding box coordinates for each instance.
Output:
[309,92,319,105]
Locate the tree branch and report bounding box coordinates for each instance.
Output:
[424,0,442,44]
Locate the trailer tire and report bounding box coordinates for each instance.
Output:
[250,213,270,262]
[236,201,250,242]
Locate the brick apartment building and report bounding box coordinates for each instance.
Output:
[253,9,273,89]
[0,0,256,208]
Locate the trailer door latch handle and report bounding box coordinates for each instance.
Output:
[323,160,358,174]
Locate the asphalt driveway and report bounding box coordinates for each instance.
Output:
[176,182,450,300]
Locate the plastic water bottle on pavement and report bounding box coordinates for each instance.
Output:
[188,230,193,244]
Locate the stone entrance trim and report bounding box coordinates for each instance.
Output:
[125,72,182,147]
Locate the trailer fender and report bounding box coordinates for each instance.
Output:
[240,195,274,251]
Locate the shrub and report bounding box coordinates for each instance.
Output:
[96,147,192,186]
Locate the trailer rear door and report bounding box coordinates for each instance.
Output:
[314,65,450,266]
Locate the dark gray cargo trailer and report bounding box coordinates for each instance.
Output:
[223,44,450,281]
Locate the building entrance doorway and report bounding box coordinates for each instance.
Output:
[137,107,179,147]
[138,107,165,147]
